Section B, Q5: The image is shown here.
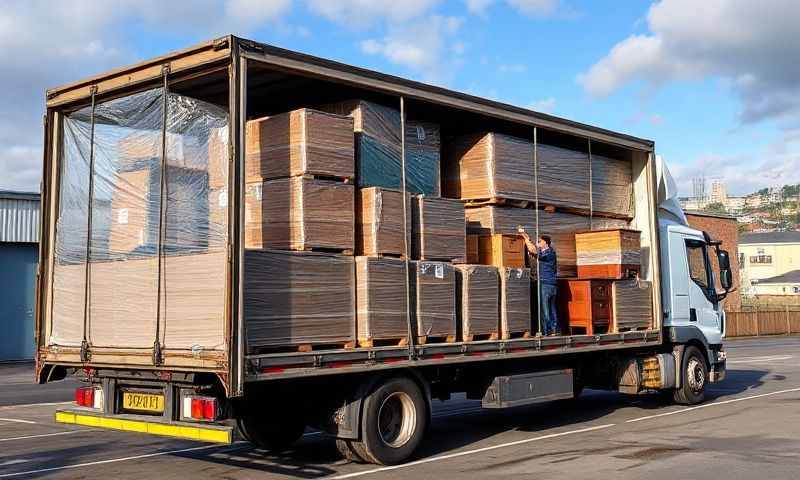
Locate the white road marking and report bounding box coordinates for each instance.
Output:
[0,418,36,425]
[0,441,247,478]
[727,355,793,364]
[626,386,800,423]
[0,401,71,411]
[0,430,83,443]
[326,424,616,479]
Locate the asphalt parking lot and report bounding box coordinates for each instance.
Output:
[1,336,799,479]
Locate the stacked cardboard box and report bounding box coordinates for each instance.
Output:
[499,267,531,339]
[245,177,354,251]
[537,144,590,211]
[244,250,355,350]
[612,278,653,332]
[245,109,354,182]
[455,265,500,340]
[592,154,634,218]
[575,229,641,279]
[405,120,441,196]
[444,132,535,202]
[410,261,457,343]
[355,257,409,347]
[356,187,410,257]
[411,196,466,262]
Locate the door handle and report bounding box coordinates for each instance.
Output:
[690,308,697,322]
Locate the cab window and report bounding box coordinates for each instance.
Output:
[685,240,710,289]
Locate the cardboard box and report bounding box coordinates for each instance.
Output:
[466,234,479,263]
[592,154,634,218]
[537,144,590,211]
[575,229,641,279]
[455,265,500,341]
[207,126,228,190]
[405,120,441,196]
[468,234,526,269]
[411,196,466,262]
[245,177,354,251]
[245,109,355,182]
[444,132,535,202]
[499,267,531,339]
[355,256,409,346]
[410,261,456,343]
[244,250,355,350]
[356,187,411,257]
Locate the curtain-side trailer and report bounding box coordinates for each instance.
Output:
[36,36,731,465]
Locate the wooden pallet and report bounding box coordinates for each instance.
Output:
[256,340,357,354]
[418,255,466,264]
[299,173,354,184]
[616,325,650,333]
[290,245,354,256]
[416,335,457,345]
[358,337,409,348]
[464,197,533,208]
[462,332,499,342]
[501,330,530,341]
[539,203,634,221]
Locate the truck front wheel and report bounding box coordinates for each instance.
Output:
[673,346,707,405]
[352,376,428,465]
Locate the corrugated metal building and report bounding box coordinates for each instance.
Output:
[0,190,40,360]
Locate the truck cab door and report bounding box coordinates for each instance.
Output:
[683,238,723,345]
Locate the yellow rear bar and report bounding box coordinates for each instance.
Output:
[55,410,233,444]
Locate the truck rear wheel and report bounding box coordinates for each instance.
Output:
[238,414,306,451]
[673,346,707,405]
[335,439,366,463]
[352,377,428,465]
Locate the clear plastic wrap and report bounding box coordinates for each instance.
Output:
[246,177,354,251]
[410,261,456,342]
[355,256,409,346]
[592,153,634,218]
[245,108,355,182]
[612,278,653,331]
[575,229,642,272]
[50,87,230,351]
[405,120,441,196]
[455,265,500,340]
[499,267,531,338]
[244,250,355,350]
[537,144,591,210]
[356,187,410,256]
[444,132,535,202]
[411,196,465,262]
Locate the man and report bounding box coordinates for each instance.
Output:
[519,229,560,336]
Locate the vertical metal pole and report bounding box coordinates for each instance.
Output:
[533,127,542,337]
[234,55,247,394]
[154,66,170,366]
[80,86,98,363]
[400,96,415,360]
[588,138,593,230]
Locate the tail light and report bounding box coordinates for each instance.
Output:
[183,395,217,421]
[75,386,102,409]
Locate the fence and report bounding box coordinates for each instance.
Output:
[726,308,800,337]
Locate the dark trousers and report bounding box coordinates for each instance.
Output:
[540,284,559,335]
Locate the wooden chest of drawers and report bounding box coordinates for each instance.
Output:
[557,279,613,335]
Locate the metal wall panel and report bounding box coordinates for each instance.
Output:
[0,193,40,244]
[0,243,38,360]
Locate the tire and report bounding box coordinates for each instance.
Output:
[238,414,306,451]
[335,439,366,463]
[673,346,708,405]
[353,377,428,465]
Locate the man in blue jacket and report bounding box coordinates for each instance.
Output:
[520,231,560,336]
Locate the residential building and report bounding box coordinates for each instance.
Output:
[739,231,800,296]
[708,178,727,204]
[724,196,746,213]
[685,211,741,310]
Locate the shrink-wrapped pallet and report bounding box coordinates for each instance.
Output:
[411,196,466,262]
[244,250,355,350]
[612,278,653,332]
[575,229,641,279]
[245,177,354,251]
[455,265,500,341]
[592,154,634,218]
[245,109,354,182]
[537,144,590,211]
[405,120,441,196]
[356,187,410,257]
[499,267,531,339]
[410,261,456,343]
[444,132,535,202]
[355,257,409,347]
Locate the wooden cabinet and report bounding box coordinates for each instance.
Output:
[466,234,526,268]
[557,279,613,335]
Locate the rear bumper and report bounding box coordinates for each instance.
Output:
[55,408,233,444]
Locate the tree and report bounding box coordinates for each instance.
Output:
[703,202,727,214]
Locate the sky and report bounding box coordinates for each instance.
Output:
[1,0,799,196]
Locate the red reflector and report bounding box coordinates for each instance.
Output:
[191,398,204,419]
[75,387,94,407]
[261,367,285,374]
[428,354,446,360]
[202,399,217,420]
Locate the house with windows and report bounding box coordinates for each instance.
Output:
[739,231,800,296]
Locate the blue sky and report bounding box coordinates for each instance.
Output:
[2,0,798,196]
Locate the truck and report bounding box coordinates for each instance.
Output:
[35,35,731,465]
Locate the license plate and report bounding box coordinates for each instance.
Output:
[122,392,165,413]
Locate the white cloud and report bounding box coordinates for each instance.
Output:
[529,97,556,113]
[499,63,527,73]
[506,0,558,17]
[578,0,800,126]
[306,0,439,28]
[465,0,495,15]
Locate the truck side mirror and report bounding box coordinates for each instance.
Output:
[717,249,732,290]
